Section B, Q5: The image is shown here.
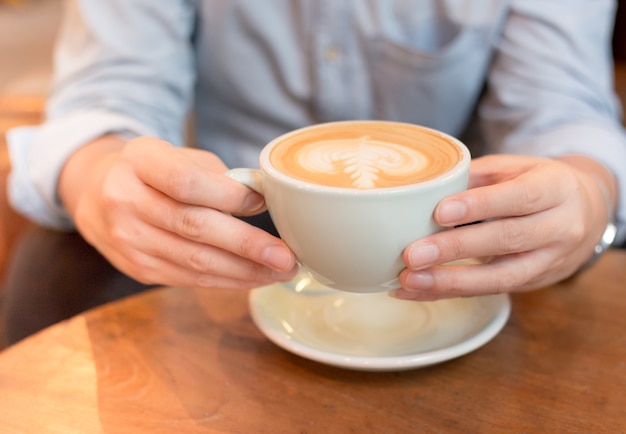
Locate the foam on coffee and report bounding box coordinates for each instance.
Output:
[270,122,462,189]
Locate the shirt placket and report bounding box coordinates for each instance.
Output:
[310,1,369,122]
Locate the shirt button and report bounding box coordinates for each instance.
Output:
[324,47,341,62]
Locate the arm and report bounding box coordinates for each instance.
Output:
[396,1,625,299]
[11,1,298,288]
[9,0,197,228]
[480,0,625,240]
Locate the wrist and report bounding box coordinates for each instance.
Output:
[578,177,618,271]
[59,134,125,219]
[556,155,619,270]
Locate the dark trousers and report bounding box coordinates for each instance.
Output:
[1,213,277,346]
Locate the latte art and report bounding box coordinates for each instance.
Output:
[297,137,428,189]
[269,121,463,189]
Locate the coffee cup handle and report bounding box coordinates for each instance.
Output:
[225,168,335,294]
[224,168,265,195]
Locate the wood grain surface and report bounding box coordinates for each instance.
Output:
[0,250,624,433]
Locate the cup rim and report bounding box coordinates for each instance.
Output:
[260,120,470,194]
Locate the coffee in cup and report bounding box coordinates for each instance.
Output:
[226,120,470,293]
[269,122,462,189]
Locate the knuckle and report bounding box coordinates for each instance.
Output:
[120,251,156,284]
[562,220,586,246]
[99,183,127,212]
[125,136,168,156]
[192,274,218,289]
[236,232,263,259]
[490,277,511,294]
[432,273,459,296]
[186,248,217,273]
[166,164,198,201]
[497,219,527,252]
[108,220,144,247]
[439,235,469,260]
[491,257,533,293]
[487,270,517,294]
[99,186,142,222]
[515,183,544,215]
[176,207,206,240]
[108,225,132,246]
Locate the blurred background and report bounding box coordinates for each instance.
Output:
[1,0,625,103]
[0,0,60,96]
[1,0,625,121]
[0,0,62,344]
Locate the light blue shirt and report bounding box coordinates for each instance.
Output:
[8,0,626,242]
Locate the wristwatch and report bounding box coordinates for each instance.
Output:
[578,174,619,272]
[579,217,618,272]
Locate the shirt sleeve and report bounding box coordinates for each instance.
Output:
[7,0,197,229]
[480,0,626,244]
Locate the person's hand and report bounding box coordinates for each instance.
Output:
[59,135,298,290]
[394,154,618,300]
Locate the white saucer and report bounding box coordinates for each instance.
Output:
[249,283,511,371]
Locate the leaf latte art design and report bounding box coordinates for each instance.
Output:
[297,136,427,189]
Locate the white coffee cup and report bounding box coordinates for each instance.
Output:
[226,120,470,293]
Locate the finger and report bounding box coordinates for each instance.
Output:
[467,154,542,188]
[103,241,281,290]
[122,138,264,215]
[435,162,571,227]
[105,215,297,283]
[182,147,230,173]
[177,148,269,216]
[396,247,559,299]
[129,186,296,272]
[144,222,298,282]
[403,209,570,270]
[99,160,296,274]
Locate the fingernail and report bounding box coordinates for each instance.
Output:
[407,242,439,269]
[262,245,294,272]
[437,200,467,225]
[241,192,265,213]
[389,289,419,300]
[405,271,435,290]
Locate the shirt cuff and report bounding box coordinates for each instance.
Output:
[7,110,157,230]
[506,121,626,244]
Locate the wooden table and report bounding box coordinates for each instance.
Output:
[0,250,624,433]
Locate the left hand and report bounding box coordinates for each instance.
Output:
[394,154,617,300]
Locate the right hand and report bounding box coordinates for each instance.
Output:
[59,135,298,290]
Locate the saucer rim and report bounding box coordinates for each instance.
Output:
[248,285,512,372]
